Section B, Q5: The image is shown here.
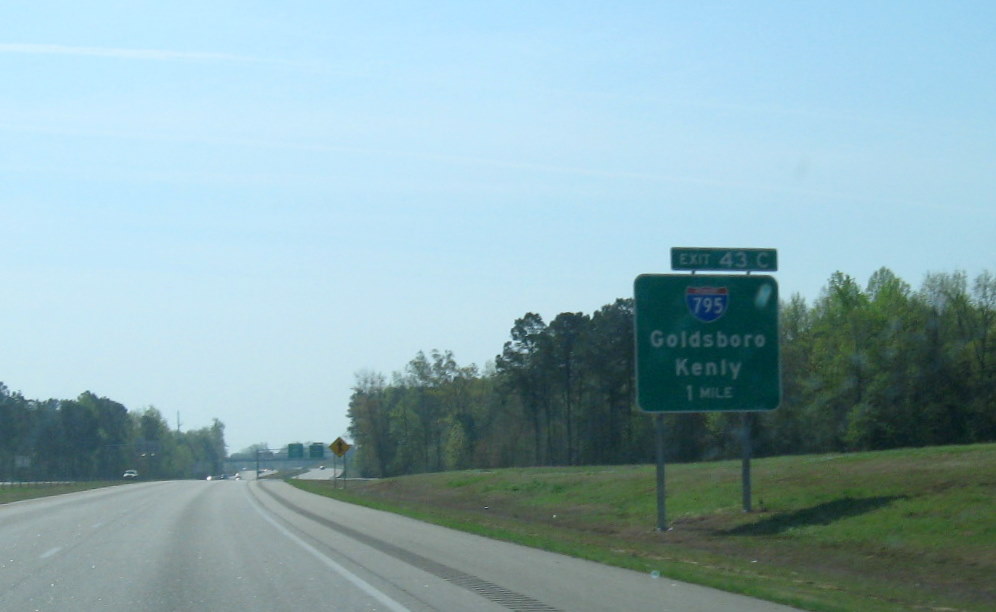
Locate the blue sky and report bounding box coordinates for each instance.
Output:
[2,2,994,453]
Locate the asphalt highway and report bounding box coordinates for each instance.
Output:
[0,479,801,611]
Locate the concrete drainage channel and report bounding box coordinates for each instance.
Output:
[254,482,561,612]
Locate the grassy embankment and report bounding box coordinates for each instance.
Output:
[290,443,995,612]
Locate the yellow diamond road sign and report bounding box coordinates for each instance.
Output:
[329,437,351,457]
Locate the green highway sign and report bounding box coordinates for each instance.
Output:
[634,274,780,412]
[671,247,777,272]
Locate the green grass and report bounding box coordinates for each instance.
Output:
[0,481,126,504]
[290,443,996,612]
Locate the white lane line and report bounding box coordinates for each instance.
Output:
[246,488,409,612]
[40,547,61,559]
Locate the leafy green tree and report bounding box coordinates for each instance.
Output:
[76,391,132,479]
[467,368,531,468]
[806,272,872,451]
[844,268,921,449]
[920,270,996,442]
[347,371,394,477]
[58,398,100,479]
[546,312,590,465]
[134,407,173,478]
[968,271,996,439]
[401,351,443,472]
[757,293,813,456]
[576,299,647,464]
[0,384,32,480]
[27,399,63,479]
[496,313,552,464]
[178,422,226,478]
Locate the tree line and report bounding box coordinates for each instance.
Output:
[347,268,995,477]
[0,388,227,481]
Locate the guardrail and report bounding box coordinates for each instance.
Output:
[0,481,75,489]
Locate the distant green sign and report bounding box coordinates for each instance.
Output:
[287,443,304,459]
[309,443,326,459]
[634,274,780,412]
[671,247,777,272]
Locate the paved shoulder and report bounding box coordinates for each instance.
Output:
[254,480,801,612]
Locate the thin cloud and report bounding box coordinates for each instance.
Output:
[2,117,967,215]
[0,42,261,64]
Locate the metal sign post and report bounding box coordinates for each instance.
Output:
[654,414,667,531]
[741,412,752,513]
